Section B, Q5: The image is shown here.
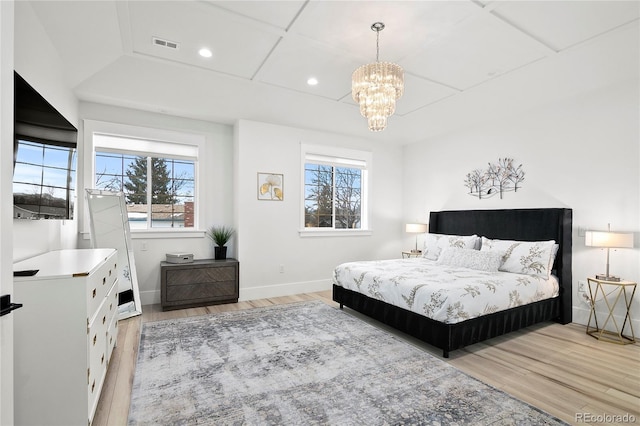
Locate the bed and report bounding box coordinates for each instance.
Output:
[332,208,572,358]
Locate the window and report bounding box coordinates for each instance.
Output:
[85,120,204,233]
[94,151,195,229]
[13,71,78,220]
[301,144,370,235]
[13,139,76,219]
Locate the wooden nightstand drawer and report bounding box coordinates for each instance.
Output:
[166,265,236,285]
[165,279,237,302]
[161,259,239,311]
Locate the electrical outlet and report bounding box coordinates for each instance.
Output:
[578,280,586,292]
[279,264,284,274]
[141,242,148,251]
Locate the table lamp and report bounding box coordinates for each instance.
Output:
[585,224,633,282]
[405,223,428,253]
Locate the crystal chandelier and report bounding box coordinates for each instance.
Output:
[352,22,404,132]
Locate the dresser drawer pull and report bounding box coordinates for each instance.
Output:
[91,379,95,393]
[109,336,113,345]
[109,303,113,311]
[102,315,106,325]
[93,334,97,346]
[109,269,112,277]
[101,354,105,365]
[92,288,96,298]
[103,277,106,285]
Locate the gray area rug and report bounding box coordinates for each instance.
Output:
[128,301,566,425]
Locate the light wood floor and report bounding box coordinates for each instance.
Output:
[93,291,640,426]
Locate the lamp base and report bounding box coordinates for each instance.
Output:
[595,274,621,282]
[410,249,422,254]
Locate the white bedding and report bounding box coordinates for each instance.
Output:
[332,258,559,324]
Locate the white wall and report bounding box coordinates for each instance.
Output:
[403,78,640,330]
[78,102,234,305]
[12,0,80,261]
[234,119,404,300]
[0,1,15,423]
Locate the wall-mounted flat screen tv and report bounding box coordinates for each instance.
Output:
[13,71,78,220]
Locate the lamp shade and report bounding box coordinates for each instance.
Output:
[585,231,633,248]
[405,223,427,233]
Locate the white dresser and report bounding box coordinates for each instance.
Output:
[13,249,119,426]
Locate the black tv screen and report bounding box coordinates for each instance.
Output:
[13,72,78,220]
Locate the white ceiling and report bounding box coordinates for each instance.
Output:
[27,0,639,145]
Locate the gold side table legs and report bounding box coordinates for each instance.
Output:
[586,278,636,344]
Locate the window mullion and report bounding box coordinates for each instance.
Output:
[331,166,337,229]
[146,156,152,229]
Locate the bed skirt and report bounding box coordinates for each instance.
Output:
[333,284,561,358]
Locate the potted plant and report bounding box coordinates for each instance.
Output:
[207,225,235,260]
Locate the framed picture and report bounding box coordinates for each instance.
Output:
[257,173,284,201]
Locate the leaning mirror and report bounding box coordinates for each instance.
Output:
[86,189,142,319]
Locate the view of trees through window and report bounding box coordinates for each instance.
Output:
[304,163,362,229]
[95,151,195,229]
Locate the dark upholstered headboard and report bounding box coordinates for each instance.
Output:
[429,208,573,324]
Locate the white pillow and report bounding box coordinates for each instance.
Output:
[480,237,558,279]
[422,234,479,261]
[437,247,504,272]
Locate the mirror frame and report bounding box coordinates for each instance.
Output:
[86,189,142,319]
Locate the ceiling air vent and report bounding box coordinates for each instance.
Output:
[152,37,179,50]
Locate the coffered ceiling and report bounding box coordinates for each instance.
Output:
[26,1,639,145]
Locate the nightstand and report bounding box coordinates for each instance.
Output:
[161,258,239,311]
[586,277,636,344]
[402,251,422,259]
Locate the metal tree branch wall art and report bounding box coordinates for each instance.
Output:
[464,158,525,200]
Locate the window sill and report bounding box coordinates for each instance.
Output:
[298,229,372,238]
[81,229,206,240]
[130,229,206,239]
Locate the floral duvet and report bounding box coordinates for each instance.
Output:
[332,258,559,324]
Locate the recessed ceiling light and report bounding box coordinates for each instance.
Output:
[307,77,318,86]
[199,48,212,58]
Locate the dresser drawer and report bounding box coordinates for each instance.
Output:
[86,257,117,320]
[106,312,118,364]
[87,318,107,418]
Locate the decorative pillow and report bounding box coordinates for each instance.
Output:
[422,234,479,261]
[480,237,558,279]
[437,247,504,272]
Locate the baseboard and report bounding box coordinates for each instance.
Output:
[573,305,639,336]
[140,279,333,308]
[239,279,332,301]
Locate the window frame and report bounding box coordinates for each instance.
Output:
[13,138,77,220]
[94,151,196,230]
[299,143,372,237]
[82,120,205,238]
